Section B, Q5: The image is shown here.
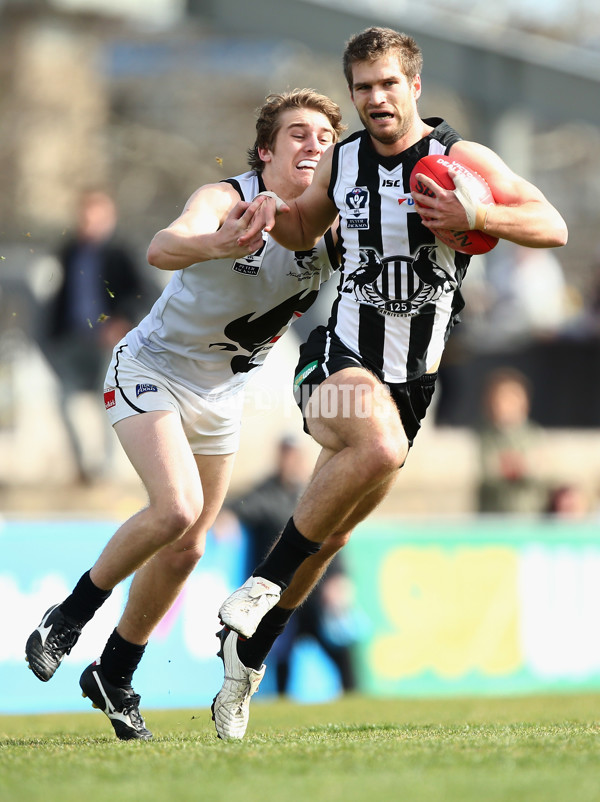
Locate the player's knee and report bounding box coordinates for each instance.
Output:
[362,434,408,482]
[153,500,203,546]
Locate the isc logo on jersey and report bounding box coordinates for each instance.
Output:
[379,178,415,207]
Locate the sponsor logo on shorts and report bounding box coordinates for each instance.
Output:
[104,389,116,409]
[294,360,319,389]
[136,383,158,397]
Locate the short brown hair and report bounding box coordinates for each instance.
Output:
[343,27,423,88]
[247,89,345,173]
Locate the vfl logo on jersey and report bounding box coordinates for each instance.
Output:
[341,245,458,317]
[136,383,158,397]
[232,234,268,276]
[345,187,369,229]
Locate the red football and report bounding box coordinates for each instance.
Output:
[410,154,498,255]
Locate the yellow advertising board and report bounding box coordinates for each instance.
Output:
[345,519,600,695]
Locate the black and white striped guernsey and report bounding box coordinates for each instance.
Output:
[326,117,470,383]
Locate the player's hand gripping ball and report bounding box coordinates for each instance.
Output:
[410,155,498,255]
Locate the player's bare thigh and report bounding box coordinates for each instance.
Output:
[114,410,201,507]
[305,367,406,455]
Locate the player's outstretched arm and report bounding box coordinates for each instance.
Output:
[147,183,264,271]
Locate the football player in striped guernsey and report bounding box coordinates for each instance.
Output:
[216,26,568,730]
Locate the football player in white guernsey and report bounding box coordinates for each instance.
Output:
[25,89,350,740]
[217,26,568,728]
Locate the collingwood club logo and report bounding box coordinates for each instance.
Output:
[341,245,458,316]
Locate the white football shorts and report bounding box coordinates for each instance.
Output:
[103,341,244,455]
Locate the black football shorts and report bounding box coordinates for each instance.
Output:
[293,325,438,448]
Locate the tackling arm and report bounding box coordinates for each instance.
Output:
[147,183,265,271]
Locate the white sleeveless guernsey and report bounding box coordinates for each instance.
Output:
[126,170,338,399]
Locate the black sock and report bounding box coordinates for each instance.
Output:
[253,518,321,590]
[236,605,295,670]
[100,628,146,688]
[60,570,112,627]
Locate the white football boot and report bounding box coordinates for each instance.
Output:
[211,628,265,740]
[218,575,281,638]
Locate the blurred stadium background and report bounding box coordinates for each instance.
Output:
[2,0,600,713]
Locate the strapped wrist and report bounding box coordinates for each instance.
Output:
[453,172,482,230]
[255,190,285,212]
[474,204,489,231]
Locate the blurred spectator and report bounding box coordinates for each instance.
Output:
[476,367,547,514]
[40,189,148,483]
[481,243,572,348]
[217,435,358,694]
[544,483,589,519]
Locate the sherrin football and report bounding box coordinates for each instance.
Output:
[410,154,499,255]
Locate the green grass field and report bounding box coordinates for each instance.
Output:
[2,694,600,802]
